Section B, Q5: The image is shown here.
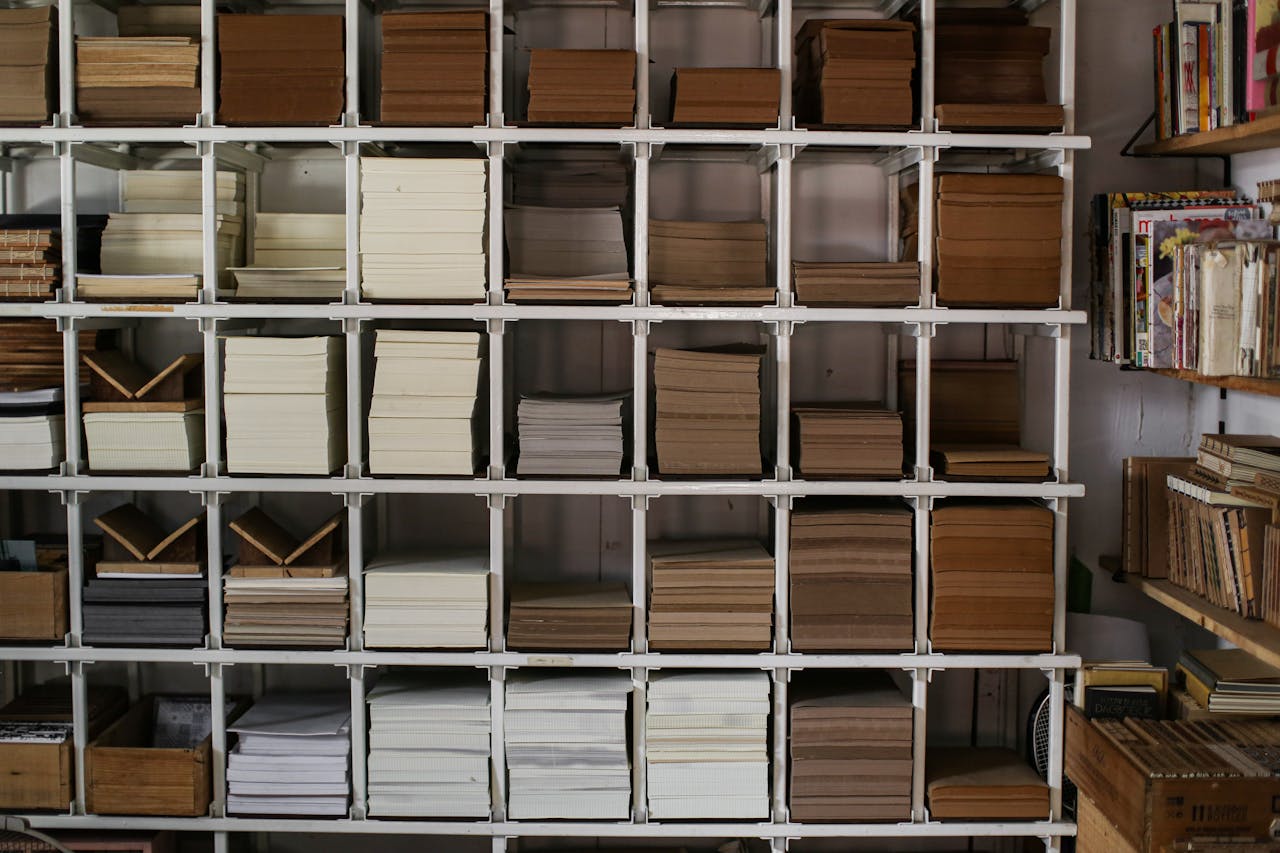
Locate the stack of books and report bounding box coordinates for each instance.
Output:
[1177,648,1280,715]
[380,11,487,126]
[1196,433,1280,489]
[793,20,915,128]
[0,320,91,393]
[647,540,774,651]
[790,501,913,652]
[506,582,632,650]
[930,502,1053,651]
[223,336,345,475]
[368,330,481,475]
[670,67,780,127]
[74,34,199,125]
[511,147,630,208]
[646,671,769,819]
[366,671,491,817]
[504,671,632,819]
[791,261,919,306]
[926,747,1049,819]
[227,692,351,816]
[504,205,631,302]
[0,228,58,300]
[789,671,913,821]
[653,346,764,476]
[792,404,903,478]
[223,573,349,647]
[516,393,627,476]
[0,7,55,124]
[229,212,345,301]
[360,158,487,301]
[648,219,770,304]
[363,551,489,649]
[526,49,636,125]
[1121,455,1194,579]
[217,15,344,125]
[81,350,204,472]
[0,388,64,470]
[931,444,1050,480]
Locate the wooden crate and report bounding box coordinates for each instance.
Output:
[0,566,67,641]
[0,738,72,810]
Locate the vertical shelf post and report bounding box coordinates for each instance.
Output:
[349,664,368,820]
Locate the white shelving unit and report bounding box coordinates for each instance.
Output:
[0,0,1087,849]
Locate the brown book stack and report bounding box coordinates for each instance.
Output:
[900,359,1020,447]
[648,219,770,304]
[0,320,92,391]
[217,15,344,126]
[506,582,632,651]
[789,501,912,652]
[75,18,199,126]
[380,11,487,126]
[0,7,55,125]
[935,173,1063,307]
[934,8,1064,131]
[926,747,1049,819]
[653,345,764,476]
[931,444,1051,481]
[930,502,1053,651]
[792,261,919,306]
[789,671,912,822]
[793,20,914,128]
[647,540,774,651]
[525,49,636,126]
[0,229,59,300]
[792,403,903,478]
[670,67,780,127]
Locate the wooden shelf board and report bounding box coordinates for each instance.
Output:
[1150,368,1280,398]
[1124,574,1280,669]
[1133,112,1280,156]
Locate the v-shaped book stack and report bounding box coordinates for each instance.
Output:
[507,582,632,650]
[791,261,919,306]
[648,219,770,304]
[0,7,55,125]
[217,15,344,125]
[647,540,774,651]
[653,346,764,476]
[526,49,636,125]
[670,67,780,127]
[793,20,915,128]
[380,11,487,126]
[81,350,204,472]
[516,392,627,476]
[793,403,903,478]
[504,205,631,302]
[364,551,489,649]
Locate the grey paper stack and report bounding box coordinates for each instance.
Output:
[81,575,206,646]
[516,392,627,476]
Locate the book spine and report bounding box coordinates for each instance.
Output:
[1199,23,1212,131]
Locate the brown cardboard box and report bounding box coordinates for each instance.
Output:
[0,566,66,640]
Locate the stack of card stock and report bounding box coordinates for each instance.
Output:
[223,573,349,648]
[647,540,775,651]
[363,551,489,649]
[506,582,632,650]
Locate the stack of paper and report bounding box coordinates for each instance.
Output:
[217,15,344,125]
[793,20,915,128]
[0,228,58,300]
[511,147,630,208]
[930,503,1053,651]
[0,7,54,124]
[366,671,491,817]
[380,11,487,126]
[120,169,245,216]
[506,582,632,651]
[223,573,349,648]
[648,540,774,651]
[646,671,769,819]
[1177,648,1280,715]
[360,158,487,301]
[227,692,351,816]
[649,219,770,304]
[82,411,204,472]
[75,36,199,125]
[505,672,632,819]
[792,404,903,478]
[671,68,780,127]
[363,551,489,649]
[789,671,913,821]
[653,346,764,476]
[526,49,636,125]
[516,393,627,476]
[790,501,913,651]
[504,206,631,302]
[224,336,345,475]
[792,261,920,306]
[230,213,345,301]
[0,388,63,470]
[931,444,1051,480]
[926,747,1048,819]
[81,574,206,646]
[368,330,481,475]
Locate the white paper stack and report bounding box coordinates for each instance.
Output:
[229,212,346,300]
[359,158,487,301]
[645,671,770,819]
[0,389,63,470]
[82,410,204,472]
[504,671,632,820]
[223,336,345,475]
[516,392,627,476]
[363,550,489,648]
[227,692,351,817]
[366,671,491,818]
[368,330,481,475]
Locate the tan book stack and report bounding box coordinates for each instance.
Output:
[506,582,632,651]
[380,11,487,126]
[670,67,780,127]
[789,501,912,652]
[647,540,774,651]
[653,345,764,476]
[0,229,58,300]
[648,219,770,304]
[217,15,344,125]
[926,747,1049,819]
[791,261,919,306]
[0,6,55,125]
[0,320,92,392]
[75,23,199,126]
[929,502,1053,651]
[792,403,903,478]
[526,49,635,126]
[931,444,1051,481]
[793,20,915,128]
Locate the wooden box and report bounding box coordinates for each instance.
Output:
[0,737,72,810]
[0,566,67,641]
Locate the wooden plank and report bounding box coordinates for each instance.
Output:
[1133,112,1280,156]
[1125,574,1280,670]
[1150,369,1280,399]
[81,398,202,413]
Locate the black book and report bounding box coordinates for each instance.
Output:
[1084,685,1160,720]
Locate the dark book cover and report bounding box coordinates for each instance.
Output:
[1084,685,1161,720]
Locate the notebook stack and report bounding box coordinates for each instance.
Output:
[223,336,345,475]
[931,444,1051,480]
[507,582,632,650]
[75,31,199,125]
[653,346,764,476]
[81,574,206,646]
[935,174,1063,307]
[646,671,770,819]
[792,404,903,478]
[926,747,1049,819]
[227,692,351,817]
[223,573,349,647]
[0,387,63,470]
[648,219,770,304]
[0,228,58,300]
[368,330,481,475]
[504,672,632,820]
[0,7,55,124]
[230,212,346,301]
[647,540,774,651]
[1195,433,1280,489]
[671,67,780,127]
[516,393,627,476]
[930,503,1053,651]
[789,672,913,821]
[380,11,487,126]
[217,15,344,125]
[511,147,630,208]
[789,501,913,652]
[504,205,631,302]
[793,20,915,128]
[363,551,489,649]
[791,261,919,306]
[360,158,487,301]
[366,672,491,817]
[1177,648,1280,715]
[526,49,636,125]
[81,350,204,472]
